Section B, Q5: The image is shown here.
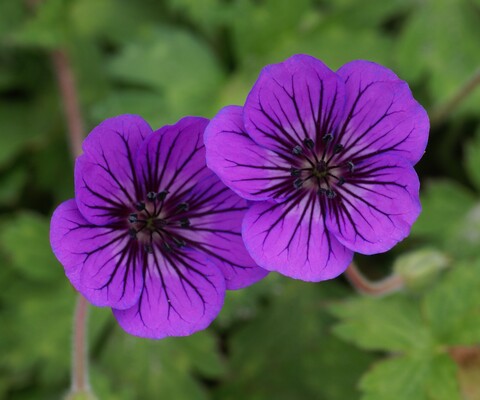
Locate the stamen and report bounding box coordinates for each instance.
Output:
[293,178,303,189]
[318,188,327,196]
[177,202,189,212]
[303,138,314,149]
[157,190,169,201]
[290,167,301,177]
[322,133,333,142]
[162,242,173,252]
[128,213,138,223]
[347,161,355,173]
[147,192,157,201]
[326,189,336,199]
[292,145,303,155]
[333,144,344,154]
[179,218,191,228]
[135,201,146,211]
[337,177,346,186]
[144,244,153,254]
[128,228,137,239]
[173,237,186,248]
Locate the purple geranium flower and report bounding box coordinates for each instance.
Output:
[205,55,429,282]
[50,115,267,339]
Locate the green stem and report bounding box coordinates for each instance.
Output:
[344,262,404,296]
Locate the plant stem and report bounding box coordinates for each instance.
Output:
[344,262,404,296]
[431,69,480,127]
[51,47,91,395]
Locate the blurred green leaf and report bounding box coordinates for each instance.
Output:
[330,296,432,352]
[465,126,480,191]
[0,1,26,39]
[423,259,480,345]
[0,166,27,206]
[98,328,223,400]
[395,0,480,114]
[360,354,461,400]
[411,180,476,244]
[0,212,60,282]
[216,280,373,400]
[108,27,224,123]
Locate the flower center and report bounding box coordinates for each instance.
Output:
[290,135,354,198]
[127,190,190,253]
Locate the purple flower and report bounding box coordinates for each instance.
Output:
[50,115,267,339]
[205,55,429,282]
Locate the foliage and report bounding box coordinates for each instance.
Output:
[1,0,480,398]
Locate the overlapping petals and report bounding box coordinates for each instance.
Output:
[205,54,429,282]
[51,115,267,339]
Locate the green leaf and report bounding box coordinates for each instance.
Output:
[98,328,223,400]
[423,259,480,345]
[395,0,480,115]
[0,212,61,282]
[216,280,374,400]
[411,180,476,244]
[465,126,480,191]
[330,296,432,352]
[0,166,27,206]
[360,354,461,400]
[108,27,224,123]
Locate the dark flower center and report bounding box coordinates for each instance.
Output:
[290,134,354,199]
[127,190,190,253]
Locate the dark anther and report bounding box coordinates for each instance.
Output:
[322,133,333,142]
[173,237,186,248]
[333,144,344,154]
[179,218,191,228]
[326,189,336,199]
[303,138,315,149]
[157,190,169,201]
[135,201,146,211]
[337,177,346,186]
[144,244,153,254]
[177,202,189,212]
[290,167,300,177]
[147,192,157,201]
[347,161,355,173]
[162,242,173,252]
[292,145,303,155]
[128,213,138,223]
[318,188,327,196]
[128,228,137,239]
[293,178,303,189]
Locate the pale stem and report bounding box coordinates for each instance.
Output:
[344,262,404,296]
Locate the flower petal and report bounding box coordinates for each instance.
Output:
[336,60,429,165]
[242,197,353,282]
[244,54,345,155]
[326,155,421,254]
[50,199,144,309]
[173,174,268,289]
[75,115,152,225]
[135,116,211,196]
[205,105,292,202]
[112,250,225,339]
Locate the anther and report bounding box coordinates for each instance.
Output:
[290,167,301,177]
[326,189,336,199]
[337,177,346,186]
[128,213,138,223]
[292,145,303,155]
[128,228,137,239]
[157,190,169,201]
[303,138,314,149]
[347,161,355,173]
[144,244,153,254]
[179,218,191,228]
[173,237,186,248]
[322,133,333,142]
[333,144,344,154]
[318,188,327,196]
[147,192,157,201]
[135,201,146,211]
[177,202,189,212]
[293,178,303,189]
[162,242,173,252]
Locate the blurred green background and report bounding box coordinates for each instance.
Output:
[1,0,480,399]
